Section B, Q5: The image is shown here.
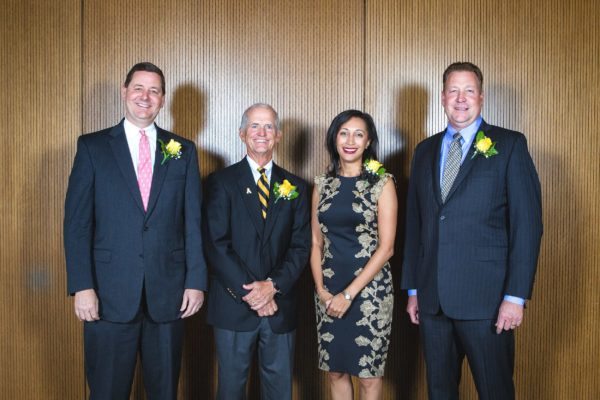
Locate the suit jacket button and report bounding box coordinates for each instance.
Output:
[144,226,149,231]
[440,215,446,221]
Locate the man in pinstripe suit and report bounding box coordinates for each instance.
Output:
[64,62,207,399]
[401,62,543,399]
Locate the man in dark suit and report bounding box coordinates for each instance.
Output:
[64,62,207,400]
[401,62,543,399]
[203,103,310,399]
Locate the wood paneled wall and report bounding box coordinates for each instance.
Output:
[1,0,598,398]
[1,0,83,399]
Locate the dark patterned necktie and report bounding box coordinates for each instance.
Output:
[257,168,269,219]
[441,133,462,203]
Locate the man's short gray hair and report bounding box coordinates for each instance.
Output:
[239,103,280,131]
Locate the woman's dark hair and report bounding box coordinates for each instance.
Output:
[326,109,379,178]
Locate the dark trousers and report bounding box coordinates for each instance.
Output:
[214,318,296,400]
[419,311,515,400]
[83,311,184,400]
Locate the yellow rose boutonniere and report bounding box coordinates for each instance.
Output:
[273,179,299,203]
[471,131,498,159]
[158,139,183,165]
[363,159,386,177]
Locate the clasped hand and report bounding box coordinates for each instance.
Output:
[242,280,278,316]
[319,289,351,319]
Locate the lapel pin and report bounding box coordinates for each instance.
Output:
[246,188,252,194]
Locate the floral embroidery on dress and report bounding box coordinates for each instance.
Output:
[315,175,341,211]
[315,175,341,276]
[315,291,335,370]
[314,173,394,378]
[355,267,394,377]
[353,175,389,259]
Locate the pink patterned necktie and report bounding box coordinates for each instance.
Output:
[137,129,153,211]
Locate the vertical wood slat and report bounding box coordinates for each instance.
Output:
[0,0,83,399]
[0,0,598,399]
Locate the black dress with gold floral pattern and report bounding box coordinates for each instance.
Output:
[314,173,394,378]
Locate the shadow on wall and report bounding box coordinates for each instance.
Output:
[171,83,225,179]
[278,118,312,181]
[384,84,429,399]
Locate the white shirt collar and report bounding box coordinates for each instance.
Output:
[123,118,157,138]
[245,155,273,184]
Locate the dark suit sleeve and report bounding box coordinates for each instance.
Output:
[504,134,543,299]
[64,136,95,295]
[183,146,208,291]
[268,180,311,295]
[203,173,255,298]
[401,145,422,290]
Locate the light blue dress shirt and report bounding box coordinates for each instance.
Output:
[408,116,525,306]
[438,116,482,186]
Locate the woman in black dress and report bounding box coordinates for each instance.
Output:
[311,110,398,399]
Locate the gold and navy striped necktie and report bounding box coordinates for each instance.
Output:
[257,167,269,219]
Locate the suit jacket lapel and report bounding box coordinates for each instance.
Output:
[263,164,285,240]
[431,132,444,206]
[108,121,145,213]
[235,160,264,239]
[144,127,170,220]
[443,120,489,203]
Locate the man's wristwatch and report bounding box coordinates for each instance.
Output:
[342,291,352,301]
